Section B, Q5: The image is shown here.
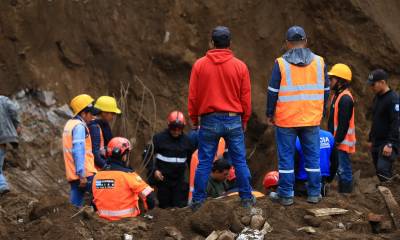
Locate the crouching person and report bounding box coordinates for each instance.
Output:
[92,137,154,221]
[206,158,232,198]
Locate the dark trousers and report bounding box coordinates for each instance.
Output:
[372,145,397,182]
[156,177,188,208]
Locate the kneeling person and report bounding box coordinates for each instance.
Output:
[93,137,154,221]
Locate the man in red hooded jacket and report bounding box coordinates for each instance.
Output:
[188,26,254,210]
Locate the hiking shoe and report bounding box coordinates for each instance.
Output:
[190,201,203,212]
[0,189,10,196]
[269,192,293,206]
[307,195,322,204]
[241,196,256,208]
[280,197,294,206]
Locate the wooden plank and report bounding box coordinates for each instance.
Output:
[378,186,400,229]
[307,208,349,217]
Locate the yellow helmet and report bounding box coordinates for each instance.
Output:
[328,63,352,82]
[70,94,94,116]
[94,96,121,114]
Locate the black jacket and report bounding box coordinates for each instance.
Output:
[328,89,354,144]
[148,129,195,182]
[368,89,399,148]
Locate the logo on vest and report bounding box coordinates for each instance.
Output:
[320,137,331,149]
[96,179,115,189]
[395,104,399,112]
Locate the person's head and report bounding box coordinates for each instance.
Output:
[263,171,279,192]
[70,94,99,123]
[167,111,186,138]
[368,69,389,95]
[107,137,132,167]
[328,63,352,91]
[211,26,231,49]
[286,26,307,49]
[94,96,122,123]
[211,158,232,182]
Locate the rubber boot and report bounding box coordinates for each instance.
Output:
[338,181,353,193]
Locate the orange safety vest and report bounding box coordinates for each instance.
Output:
[62,119,97,181]
[92,170,153,221]
[333,89,356,153]
[274,55,325,127]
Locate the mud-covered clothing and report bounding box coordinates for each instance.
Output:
[149,129,195,208]
[206,178,229,198]
[0,96,20,145]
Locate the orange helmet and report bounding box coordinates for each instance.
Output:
[107,137,132,160]
[263,171,279,189]
[167,111,186,129]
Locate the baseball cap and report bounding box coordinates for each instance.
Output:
[286,26,306,41]
[367,69,388,85]
[211,26,231,46]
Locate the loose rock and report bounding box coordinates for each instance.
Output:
[164,226,183,240]
[217,230,236,240]
[303,214,322,227]
[250,215,265,230]
[240,216,251,226]
[297,226,316,234]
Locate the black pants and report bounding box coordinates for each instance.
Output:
[156,177,188,208]
[371,145,398,182]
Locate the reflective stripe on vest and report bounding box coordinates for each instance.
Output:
[275,55,325,127]
[156,153,187,163]
[98,208,137,217]
[333,90,356,153]
[62,119,96,181]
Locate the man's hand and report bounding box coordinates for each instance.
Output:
[154,170,164,181]
[266,116,275,126]
[382,145,393,157]
[79,177,87,188]
[243,124,247,132]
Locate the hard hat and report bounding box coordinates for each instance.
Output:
[107,137,132,160]
[328,63,352,82]
[263,171,279,189]
[70,94,95,116]
[167,111,186,128]
[94,96,121,114]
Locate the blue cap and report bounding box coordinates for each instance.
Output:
[286,26,306,41]
[212,26,231,45]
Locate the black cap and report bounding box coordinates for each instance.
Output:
[368,69,388,85]
[211,26,231,46]
[286,25,306,41]
[83,103,100,115]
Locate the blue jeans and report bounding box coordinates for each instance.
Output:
[69,175,94,207]
[192,114,253,203]
[276,126,321,198]
[337,150,352,183]
[0,146,9,191]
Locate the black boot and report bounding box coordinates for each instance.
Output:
[338,181,353,193]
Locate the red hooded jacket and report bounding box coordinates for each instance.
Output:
[188,49,251,126]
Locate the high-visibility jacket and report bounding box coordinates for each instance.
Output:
[62,119,97,181]
[333,89,356,153]
[92,170,153,221]
[275,55,325,127]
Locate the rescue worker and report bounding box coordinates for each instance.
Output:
[0,95,21,195]
[206,158,232,198]
[88,96,121,169]
[367,69,399,181]
[92,137,154,221]
[327,63,356,193]
[295,129,337,196]
[188,26,254,210]
[148,111,195,208]
[62,94,98,207]
[266,26,330,205]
